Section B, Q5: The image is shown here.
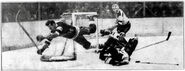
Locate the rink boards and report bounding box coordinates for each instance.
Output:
[2,17,183,51]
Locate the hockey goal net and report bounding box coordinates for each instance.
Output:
[71,12,99,49]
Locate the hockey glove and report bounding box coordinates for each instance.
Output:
[37,42,50,55]
[89,24,96,33]
[36,35,45,42]
[100,29,111,36]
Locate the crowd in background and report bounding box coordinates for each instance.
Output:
[2,2,183,23]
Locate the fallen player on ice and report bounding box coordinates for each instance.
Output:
[99,29,138,66]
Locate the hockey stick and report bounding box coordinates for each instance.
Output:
[135,32,172,51]
[16,10,39,50]
[135,60,179,66]
[87,32,171,53]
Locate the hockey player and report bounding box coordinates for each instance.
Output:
[98,4,138,65]
[98,33,138,65]
[105,4,131,37]
[36,15,97,61]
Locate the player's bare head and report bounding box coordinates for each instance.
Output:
[46,20,56,30]
[112,4,119,12]
[46,20,55,26]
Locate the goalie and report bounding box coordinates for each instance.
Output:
[98,4,138,66]
[36,15,97,61]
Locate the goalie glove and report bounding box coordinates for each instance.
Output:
[100,29,111,36]
[36,35,45,42]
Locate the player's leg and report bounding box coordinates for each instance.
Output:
[104,47,117,65]
[78,24,96,35]
[104,37,117,47]
[99,37,118,60]
[118,50,129,65]
[103,44,129,65]
[74,35,92,49]
[78,15,97,35]
[74,21,96,49]
[125,37,138,56]
[117,21,138,56]
[118,35,128,45]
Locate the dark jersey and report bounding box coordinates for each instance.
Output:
[52,22,77,39]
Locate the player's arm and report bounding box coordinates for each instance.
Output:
[36,27,62,42]
[36,32,59,55]
[45,27,62,41]
[100,21,118,36]
[45,33,59,41]
[100,25,116,36]
[36,32,60,55]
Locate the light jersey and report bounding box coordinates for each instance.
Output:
[116,9,129,25]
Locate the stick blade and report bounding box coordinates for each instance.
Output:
[166,32,172,41]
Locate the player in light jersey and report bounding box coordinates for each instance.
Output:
[109,4,131,36]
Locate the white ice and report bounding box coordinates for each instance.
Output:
[2,36,183,70]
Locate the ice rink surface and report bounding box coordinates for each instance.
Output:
[2,36,183,70]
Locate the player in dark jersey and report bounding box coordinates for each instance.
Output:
[36,16,96,55]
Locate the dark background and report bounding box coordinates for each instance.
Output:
[2,2,183,23]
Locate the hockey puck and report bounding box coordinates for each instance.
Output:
[135,61,140,63]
